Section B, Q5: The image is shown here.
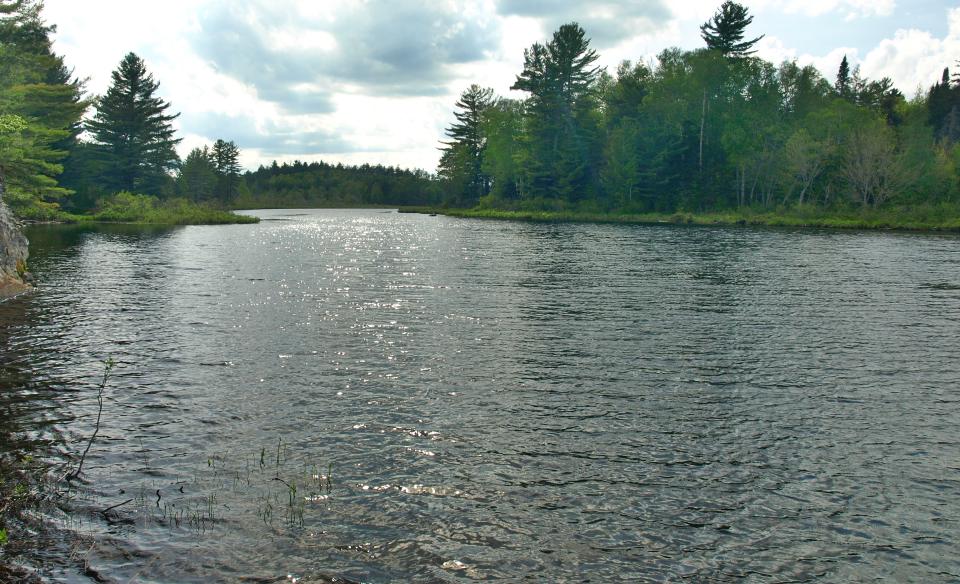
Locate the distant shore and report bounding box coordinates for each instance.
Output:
[399,205,960,232]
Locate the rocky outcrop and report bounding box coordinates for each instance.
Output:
[0,175,31,299]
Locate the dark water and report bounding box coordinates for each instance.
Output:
[2,209,959,582]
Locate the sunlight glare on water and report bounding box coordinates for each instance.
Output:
[1,209,959,582]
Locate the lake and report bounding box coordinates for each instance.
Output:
[1,209,959,582]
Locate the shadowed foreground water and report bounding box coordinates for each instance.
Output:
[1,209,959,582]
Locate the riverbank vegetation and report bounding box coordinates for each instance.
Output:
[401,203,960,231]
[0,2,253,225]
[228,2,960,230]
[4,0,960,229]
[429,2,960,228]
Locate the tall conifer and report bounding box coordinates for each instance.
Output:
[835,55,851,99]
[511,22,601,200]
[699,1,764,57]
[211,138,241,201]
[439,84,493,206]
[86,52,180,195]
[0,0,87,213]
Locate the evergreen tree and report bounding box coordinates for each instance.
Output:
[480,98,523,200]
[86,52,180,195]
[177,146,216,202]
[438,84,493,206]
[699,1,764,57]
[0,0,88,215]
[211,138,241,201]
[511,22,602,200]
[835,55,851,99]
[928,67,960,143]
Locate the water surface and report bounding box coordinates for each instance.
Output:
[2,209,959,582]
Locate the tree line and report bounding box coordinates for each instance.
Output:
[438,1,960,214]
[0,0,440,218]
[4,0,960,220]
[0,0,252,219]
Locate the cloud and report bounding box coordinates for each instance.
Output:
[796,46,859,87]
[495,0,672,48]
[857,7,960,95]
[42,0,946,174]
[191,0,501,110]
[752,35,798,65]
[751,0,896,19]
[179,111,355,156]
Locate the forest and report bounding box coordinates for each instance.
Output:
[436,2,960,222]
[2,0,960,226]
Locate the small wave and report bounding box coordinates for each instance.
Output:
[400,484,465,497]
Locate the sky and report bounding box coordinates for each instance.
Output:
[42,0,960,173]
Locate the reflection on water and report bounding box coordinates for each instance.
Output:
[1,209,959,582]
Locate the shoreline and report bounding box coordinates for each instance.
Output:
[0,278,31,301]
[399,206,960,233]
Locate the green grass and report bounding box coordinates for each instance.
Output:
[14,192,259,225]
[400,203,960,232]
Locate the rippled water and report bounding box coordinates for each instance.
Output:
[2,209,960,582]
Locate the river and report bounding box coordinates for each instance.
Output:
[1,209,959,582]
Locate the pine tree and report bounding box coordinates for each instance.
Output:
[438,84,493,206]
[511,22,602,200]
[86,52,180,195]
[177,146,216,202]
[211,138,241,201]
[835,55,851,99]
[0,0,88,215]
[928,67,960,143]
[700,1,764,58]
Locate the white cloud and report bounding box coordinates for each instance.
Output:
[858,8,960,95]
[672,0,894,22]
[752,35,798,65]
[795,47,859,86]
[38,0,949,173]
[773,0,895,19]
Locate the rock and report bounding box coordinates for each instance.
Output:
[0,175,32,300]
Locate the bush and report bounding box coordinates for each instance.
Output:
[91,192,258,225]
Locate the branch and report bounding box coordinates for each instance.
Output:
[66,358,115,481]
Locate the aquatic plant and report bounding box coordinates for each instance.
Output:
[67,358,115,481]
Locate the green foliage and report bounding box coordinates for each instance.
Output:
[431,10,959,227]
[413,202,960,231]
[700,1,764,57]
[90,191,258,225]
[86,52,181,195]
[0,0,88,215]
[480,98,523,200]
[511,22,602,201]
[439,85,494,206]
[211,139,241,201]
[237,160,440,208]
[177,146,218,202]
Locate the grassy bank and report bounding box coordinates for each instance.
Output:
[15,192,258,225]
[400,203,960,232]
